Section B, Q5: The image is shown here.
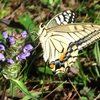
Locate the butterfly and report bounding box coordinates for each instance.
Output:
[37,10,100,74]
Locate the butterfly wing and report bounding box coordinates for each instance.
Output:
[38,10,100,73]
[39,23,100,72]
[46,10,76,28]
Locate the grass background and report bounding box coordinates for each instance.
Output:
[0,0,100,100]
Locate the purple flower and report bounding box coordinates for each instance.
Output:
[0,53,5,62]
[16,53,26,60]
[24,52,30,57]
[2,31,8,39]
[16,52,31,61]
[0,44,5,51]
[21,31,27,38]
[7,58,14,64]
[8,37,16,45]
[23,44,33,53]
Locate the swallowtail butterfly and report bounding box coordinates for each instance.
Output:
[37,10,100,73]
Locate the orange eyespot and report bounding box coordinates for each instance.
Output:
[50,64,55,69]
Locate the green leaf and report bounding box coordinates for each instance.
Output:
[38,66,53,75]
[80,96,88,100]
[75,58,87,86]
[88,9,97,20]
[49,0,61,6]
[10,80,16,98]
[0,10,9,18]
[40,0,61,9]
[40,0,48,5]
[18,14,34,33]
[10,79,36,99]
[88,90,95,100]
[18,14,36,41]
[22,92,42,100]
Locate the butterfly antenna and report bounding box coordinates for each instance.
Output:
[27,22,41,50]
[32,42,41,51]
[34,34,40,41]
[27,22,41,42]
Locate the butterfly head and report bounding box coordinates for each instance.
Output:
[37,23,47,35]
[37,23,48,43]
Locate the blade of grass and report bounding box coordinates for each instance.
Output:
[10,79,37,100]
[93,42,100,66]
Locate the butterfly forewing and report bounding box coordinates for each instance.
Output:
[46,10,76,28]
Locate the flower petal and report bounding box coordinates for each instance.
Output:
[8,37,16,45]
[23,44,33,53]
[7,58,14,64]
[0,44,5,51]
[0,53,5,62]
[16,53,26,60]
[21,31,27,38]
[24,52,30,57]
[2,31,8,39]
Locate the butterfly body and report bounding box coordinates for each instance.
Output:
[38,10,100,73]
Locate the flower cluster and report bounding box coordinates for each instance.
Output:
[0,31,33,63]
[0,30,33,79]
[16,44,33,61]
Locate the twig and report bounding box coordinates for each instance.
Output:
[68,78,82,100]
[1,80,7,100]
[43,80,67,99]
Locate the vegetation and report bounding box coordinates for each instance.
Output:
[0,0,100,99]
